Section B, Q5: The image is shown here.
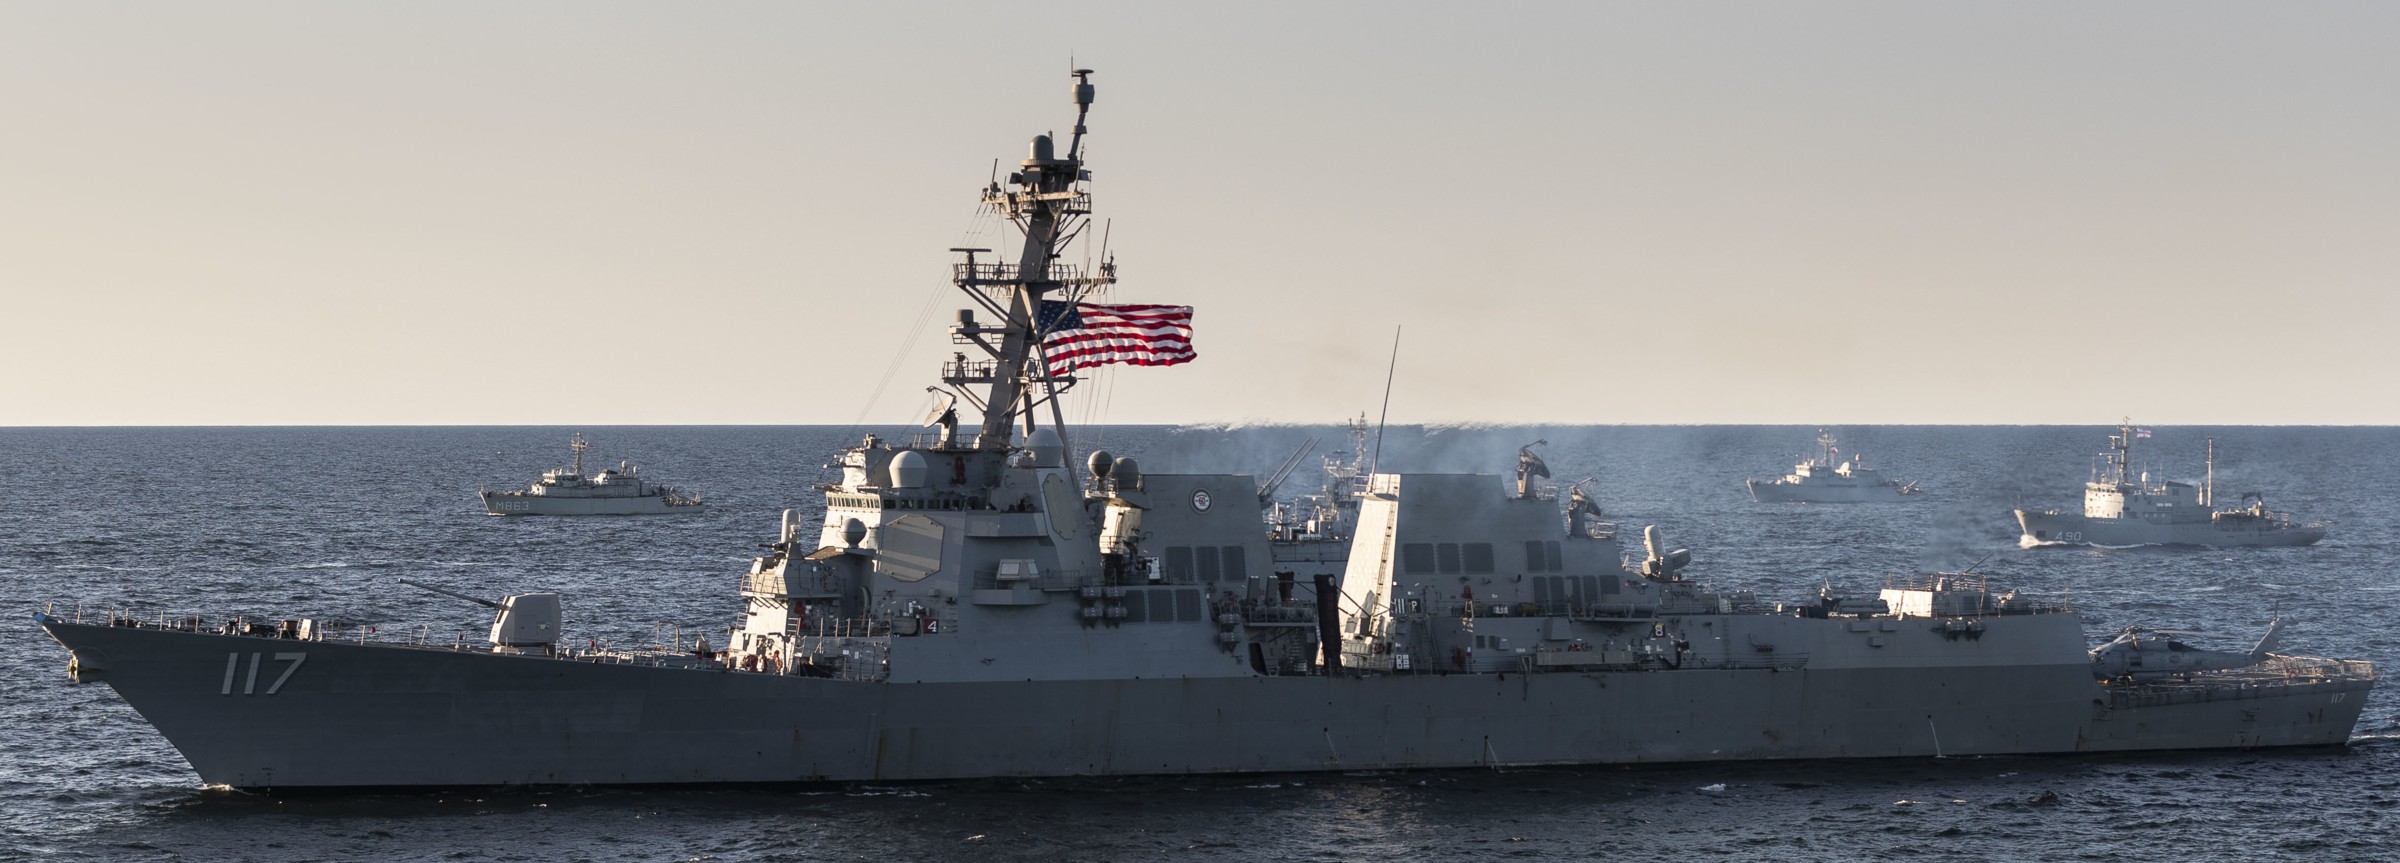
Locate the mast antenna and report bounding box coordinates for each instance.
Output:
[2205,436,2216,507]
[1067,68,1096,162]
[1369,326,1402,480]
[959,70,1101,447]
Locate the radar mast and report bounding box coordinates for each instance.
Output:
[944,69,1115,451]
[2104,417,2136,486]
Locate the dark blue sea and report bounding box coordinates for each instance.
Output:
[4,424,2396,862]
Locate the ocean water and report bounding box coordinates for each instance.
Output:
[3,424,2396,862]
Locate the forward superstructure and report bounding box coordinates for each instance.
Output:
[2015,421,2323,548]
[36,73,2374,790]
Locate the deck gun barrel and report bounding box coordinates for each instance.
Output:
[398,578,504,610]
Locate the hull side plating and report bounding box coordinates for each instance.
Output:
[2015,510,2327,548]
[44,619,2368,789]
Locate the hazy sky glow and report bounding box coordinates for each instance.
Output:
[5,2,2395,425]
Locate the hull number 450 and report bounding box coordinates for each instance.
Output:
[220,652,307,696]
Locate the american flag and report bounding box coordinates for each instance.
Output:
[1036,301,1196,376]
[2133,427,2153,439]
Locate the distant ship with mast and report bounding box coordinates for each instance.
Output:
[2015,420,2322,548]
[1264,414,1371,565]
[1747,431,1921,503]
[479,433,704,516]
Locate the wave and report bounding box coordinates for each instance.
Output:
[1175,419,1325,432]
[2019,537,2160,551]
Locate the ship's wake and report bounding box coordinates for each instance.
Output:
[2019,537,2159,551]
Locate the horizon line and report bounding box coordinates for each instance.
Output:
[7,421,2398,430]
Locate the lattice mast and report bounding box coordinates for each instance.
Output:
[945,69,1116,450]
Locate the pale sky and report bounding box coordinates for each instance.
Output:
[4,2,2394,426]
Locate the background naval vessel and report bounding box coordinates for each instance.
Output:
[480,433,704,516]
[36,73,2375,790]
[2015,420,2324,548]
[1746,430,1921,503]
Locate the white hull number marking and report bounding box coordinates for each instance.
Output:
[219,652,308,695]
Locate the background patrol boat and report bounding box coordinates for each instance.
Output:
[36,72,2374,790]
[2015,421,2323,548]
[1264,414,1370,578]
[1747,431,1921,502]
[479,433,704,516]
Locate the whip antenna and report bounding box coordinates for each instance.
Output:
[1369,325,1401,479]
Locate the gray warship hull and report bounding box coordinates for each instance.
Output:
[483,434,702,516]
[41,613,2371,789]
[1747,479,1915,504]
[2016,509,2326,548]
[1748,433,1918,503]
[480,491,704,517]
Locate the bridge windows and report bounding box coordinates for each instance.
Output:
[1162,545,1251,583]
[1523,540,1564,572]
[1462,543,1494,574]
[1402,542,1495,575]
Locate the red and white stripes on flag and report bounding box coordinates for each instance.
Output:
[1036,301,1197,376]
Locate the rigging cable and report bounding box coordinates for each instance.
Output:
[845,208,999,438]
[1369,325,1403,479]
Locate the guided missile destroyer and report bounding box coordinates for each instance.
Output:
[1747,431,1921,503]
[480,433,704,516]
[2015,421,2324,548]
[36,74,2374,790]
